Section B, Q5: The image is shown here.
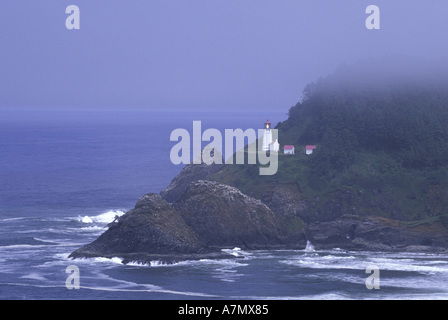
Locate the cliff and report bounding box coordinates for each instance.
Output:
[160,161,448,252]
[70,180,306,264]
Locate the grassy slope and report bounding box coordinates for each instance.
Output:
[211,145,448,230]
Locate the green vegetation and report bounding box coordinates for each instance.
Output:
[214,59,448,228]
[278,61,448,224]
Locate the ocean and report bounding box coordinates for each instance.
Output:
[1,109,448,300]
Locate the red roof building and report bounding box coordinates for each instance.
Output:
[284,145,295,155]
[305,145,316,155]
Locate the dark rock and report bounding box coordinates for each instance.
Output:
[160,144,225,203]
[306,215,448,252]
[70,181,307,263]
[174,180,306,249]
[160,162,223,203]
[69,194,206,261]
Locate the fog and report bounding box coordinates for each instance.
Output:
[0,1,447,113]
[309,55,448,95]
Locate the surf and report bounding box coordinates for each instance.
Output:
[78,210,126,224]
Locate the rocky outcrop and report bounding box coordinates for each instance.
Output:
[160,162,223,203]
[70,181,307,264]
[174,180,306,249]
[69,194,210,263]
[160,145,224,203]
[305,215,448,252]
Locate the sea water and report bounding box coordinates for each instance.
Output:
[1,109,448,300]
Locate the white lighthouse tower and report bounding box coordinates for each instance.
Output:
[262,120,273,152]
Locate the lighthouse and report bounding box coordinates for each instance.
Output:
[262,120,272,151]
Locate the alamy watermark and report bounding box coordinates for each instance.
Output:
[65,265,80,290]
[65,5,80,30]
[365,265,380,290]
[169,121,278,175]
[64,4,380,31]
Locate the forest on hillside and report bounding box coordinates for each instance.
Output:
[278,58,448,171]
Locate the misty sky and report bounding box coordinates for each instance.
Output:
[0,1,447,113]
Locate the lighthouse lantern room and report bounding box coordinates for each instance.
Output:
[262,120,273,151]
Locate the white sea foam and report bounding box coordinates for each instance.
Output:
[322,255,356,260]
[366,258,448,274]
[0,244,47,250]
[0,281,218,298]
[68,256,125,267]
[93,256,124,265]
[127,257,249,283]
[33,237,58,245]
[81,216,93,223]
[80,285,218,297]
[80,225,105,231]
[222,247,248,257]
[304,241,315,252]
[0,217,26,222]
[230,292,352,300]
[126,256,250,269]
[280,252,448,275]
[86,270,218,298]
[78,210,126,224]
[20,273,48,282]
[125,260,176,267]
[37,253,74,269]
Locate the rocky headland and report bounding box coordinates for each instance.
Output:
[69,177,307,264]
[70,161,448,265]
[70,61,448,264]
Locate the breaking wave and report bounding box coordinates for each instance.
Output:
[78,210,126,224]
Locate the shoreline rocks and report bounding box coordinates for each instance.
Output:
[69,193,206,261]
[305,215,448,252]
[69,180,307,264]
[70,162,448,264]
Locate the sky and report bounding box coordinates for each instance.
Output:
[0,1,447,113]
